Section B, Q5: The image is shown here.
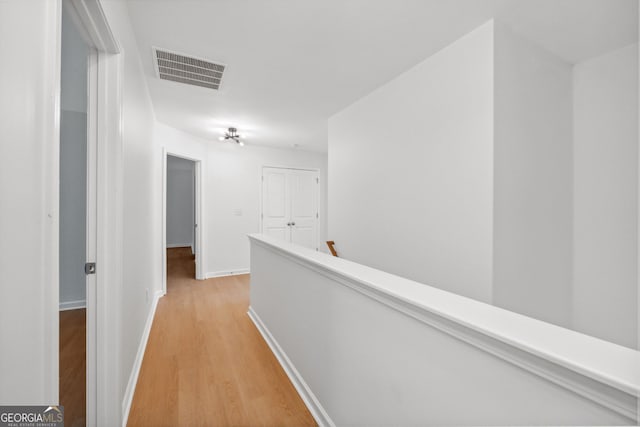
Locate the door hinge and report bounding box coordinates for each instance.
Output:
[316,177,319,184]
[316,212,318,218]
[85,262,96,275]
[262,176,264,182]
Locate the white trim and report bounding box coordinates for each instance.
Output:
[166,243,193,249]
[95,44,124,427]
[249,234,640,421]
[206,269,250,279]
[68,0,119,54]
[121,290,162,427]
[161,148,168,295]
[59,300,87,311]
[636,13,640,424]
[248,307,334,427]
[637,14,640,423]
[193,158,202,279]
[44,0,63,405]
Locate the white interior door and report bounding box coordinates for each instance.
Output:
[261,167,319,250]
[290,170,318,249]
[262,168,291,241]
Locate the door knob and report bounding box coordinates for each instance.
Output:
[291,222,295,226]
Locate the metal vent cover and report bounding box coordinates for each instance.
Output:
[153,47,226,90]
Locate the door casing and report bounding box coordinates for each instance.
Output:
[61,1,121,426]
[161,148,205,296]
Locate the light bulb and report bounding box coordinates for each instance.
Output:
[239,141,245,147]
[218,136,225,141]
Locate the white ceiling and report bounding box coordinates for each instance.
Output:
[126,0,638,152]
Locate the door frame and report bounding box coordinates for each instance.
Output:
[62,1,121,426]
[260,165,320,251]
[162,148,205,294]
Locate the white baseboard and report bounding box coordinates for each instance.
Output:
[121,289,163,427]
[59,299,86,311]
[247,307,334,427]
[206,268,250,279]
[166,243,192,249]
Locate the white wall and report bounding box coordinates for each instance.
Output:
[101,0,163,409]
[493,23,574,328]
[0,0,60,404]
[59,6,88,309]
[573,43,639,349]
[60,4,88,114]
[155,123,328,277]
[60,110,87,307]
[328,21,495,303]
[250,236,636,426]
[166,156,195,249]
[328,20,638,341]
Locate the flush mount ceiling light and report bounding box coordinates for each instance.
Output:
[219,127,244,146]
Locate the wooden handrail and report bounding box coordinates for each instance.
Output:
[326,241,338,257]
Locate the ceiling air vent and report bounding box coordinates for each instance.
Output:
[153,47,226,90]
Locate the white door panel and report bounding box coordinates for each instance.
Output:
[262,167,318,250]
[291,172,316,218]
[266,172,287,218]
[262,169,291,243]
[290,170,318,250]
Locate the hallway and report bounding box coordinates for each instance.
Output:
[127,248,315,426]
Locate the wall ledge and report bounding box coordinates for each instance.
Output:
[249,234,640,420]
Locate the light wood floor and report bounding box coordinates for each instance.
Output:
[59,308,86,427]
[127,248,316,427]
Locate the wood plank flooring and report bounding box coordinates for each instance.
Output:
[127,248,316,427]
[59,308,86,427]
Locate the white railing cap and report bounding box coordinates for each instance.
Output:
[249,233,640,399]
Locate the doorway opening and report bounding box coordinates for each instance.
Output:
[55,0,121,424]
[162,151,204,294]
[59,4,89,426]
[166,155,197,287]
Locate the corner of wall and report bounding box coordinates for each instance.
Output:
[328,19,496,303]
[492,22,574,328]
